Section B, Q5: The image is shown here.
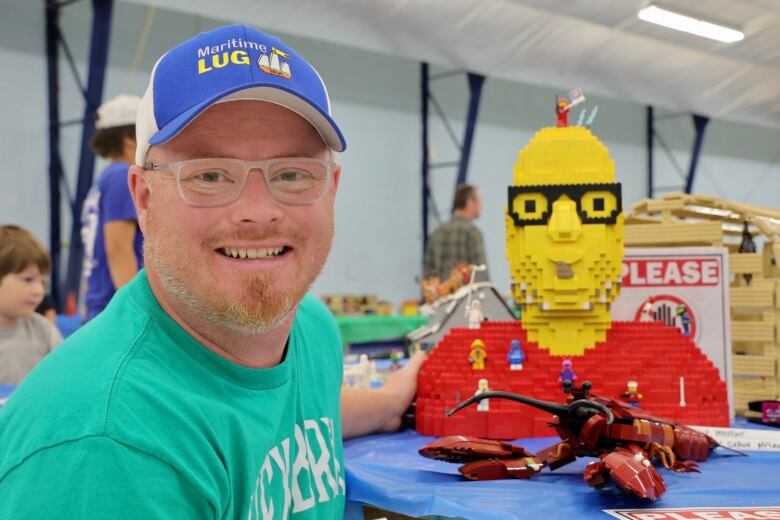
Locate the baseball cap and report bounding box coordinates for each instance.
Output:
[95,94,141,130]
[135,24,346,166]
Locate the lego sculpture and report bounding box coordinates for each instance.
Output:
[506,126,624,355]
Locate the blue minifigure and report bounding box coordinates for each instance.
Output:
[507,339,525,371]
[676,304,692,336]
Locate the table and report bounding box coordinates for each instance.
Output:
[343,423,780,519]
[336,315,427,357]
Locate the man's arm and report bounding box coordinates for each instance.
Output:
[104,220,138,289]
[340,351,426,439]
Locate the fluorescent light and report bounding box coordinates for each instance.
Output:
[638,4,744,43]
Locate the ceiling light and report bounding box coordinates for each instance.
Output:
[638,4,744,43]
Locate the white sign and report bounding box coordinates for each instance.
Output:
[612,247,733,417]
[691,426,780,452]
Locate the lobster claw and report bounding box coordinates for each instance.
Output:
[584,446,667,500]
[671,460,701,473]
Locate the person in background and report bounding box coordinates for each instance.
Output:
[0,225,62,385]
[80,94,144,321]
[0,24,424,518]
[424,183,488,281]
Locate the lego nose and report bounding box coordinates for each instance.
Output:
[547,199,582,242]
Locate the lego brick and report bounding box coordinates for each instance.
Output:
[730,285,775,309]
[729,253,764,275]
[731,320,775,342]
[732,355,777,377]
[623,222,723,247]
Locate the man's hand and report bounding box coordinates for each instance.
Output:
[340,351,427,439]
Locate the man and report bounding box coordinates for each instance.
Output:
[80,94,144,320]
[0,24,424,518]
[424,184,487,281]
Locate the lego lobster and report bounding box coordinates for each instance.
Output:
[419,382,743,500]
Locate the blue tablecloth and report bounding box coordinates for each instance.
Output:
[343,423,780,519]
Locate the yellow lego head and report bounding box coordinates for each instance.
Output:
[505,126,624,355]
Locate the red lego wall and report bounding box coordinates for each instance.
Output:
[415,321,729,440]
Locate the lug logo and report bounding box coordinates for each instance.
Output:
[198,50,250,74]
[258,48,292,79]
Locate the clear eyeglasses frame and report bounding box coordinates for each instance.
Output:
[144,157,337,207]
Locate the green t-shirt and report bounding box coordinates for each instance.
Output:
[0,270,345,519]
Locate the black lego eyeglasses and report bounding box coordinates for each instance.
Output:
[507,183,622,227]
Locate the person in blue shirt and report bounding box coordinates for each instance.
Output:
[80,94,144,320]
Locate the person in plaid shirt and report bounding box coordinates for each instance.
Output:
[424,184,488,281]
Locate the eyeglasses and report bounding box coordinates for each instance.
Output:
[144,157,336,207]
[508,183,622,227]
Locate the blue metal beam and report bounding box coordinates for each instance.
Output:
[646,105,654,198]
[455,73,485,189]
[421,62,431,258]
[45,0,64,308]
[63,0,115,307]
[685,114,710,194]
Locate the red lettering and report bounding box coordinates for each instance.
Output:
[621,259,720,287]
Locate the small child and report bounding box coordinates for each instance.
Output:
[0,225,63,385]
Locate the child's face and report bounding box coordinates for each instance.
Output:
[0,265,46,325]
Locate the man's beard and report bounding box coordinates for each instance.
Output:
[143,213,320,336]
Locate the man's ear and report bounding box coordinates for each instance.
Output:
[128,165,151,233]
[331,163,341,195]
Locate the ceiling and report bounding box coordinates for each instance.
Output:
[124,0,780,128]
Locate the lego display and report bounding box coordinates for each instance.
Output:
[626,192,780,413]
[322,294,393,316]
[407,280,515,350]
[615,247,733,415]
[416,109,730,441]
[415,321,729,440]
[420,263,475,305]
[419,383,744,501]
[505,126,624,356]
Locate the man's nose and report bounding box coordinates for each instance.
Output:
[547,198,582,242]
[229,170,284,224]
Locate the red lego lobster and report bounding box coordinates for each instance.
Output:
[419,382,744,500]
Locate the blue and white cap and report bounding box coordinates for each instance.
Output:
[135,24,346,165]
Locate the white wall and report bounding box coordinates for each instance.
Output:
[2,0,779,307]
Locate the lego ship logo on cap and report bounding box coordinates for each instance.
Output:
[258,48,291,79]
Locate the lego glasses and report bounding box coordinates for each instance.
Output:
[508,183,622,227]
[145,157,336,207]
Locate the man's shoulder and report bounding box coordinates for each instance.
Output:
[0,292,154,469]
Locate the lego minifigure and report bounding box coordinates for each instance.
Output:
[620,380,643,407]
[676,304,691,336]
[468,339,487,370]
[389,348,404,370]
[557,358,577,388]
[465,299,483,329]
[507,338,525,370]
[474,378,491,411]
[639,297,655,322]
[555,88,585,128]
